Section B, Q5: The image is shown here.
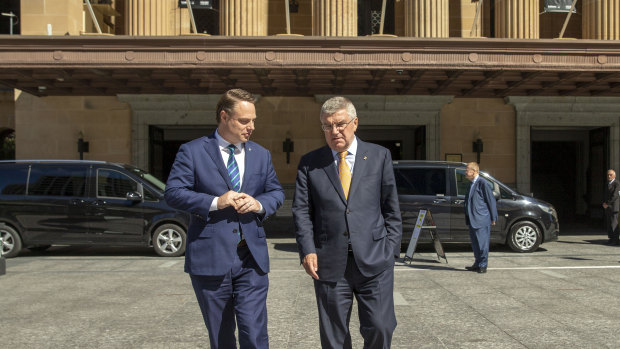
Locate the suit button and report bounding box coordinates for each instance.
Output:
[346,209,350,214]
[233,228,238,233]
[343,231,349,236]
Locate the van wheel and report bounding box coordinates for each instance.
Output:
[1,225,22,258]
[153,224,186,257]
[507,221,541,253]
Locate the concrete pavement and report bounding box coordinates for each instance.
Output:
[2,232,620,348]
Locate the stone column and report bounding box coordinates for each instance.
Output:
[125,0,173,36]
[220,0,268,36]
[313,0,358,36]
[582,0,620,40]
[495,0,539,39]
[404,0,449,38]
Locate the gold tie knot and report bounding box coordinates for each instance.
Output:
[338,151,351,200]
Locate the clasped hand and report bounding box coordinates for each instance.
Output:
[217,190,260,214]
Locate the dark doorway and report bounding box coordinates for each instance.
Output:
[356,126,425,160]
[149,126,215,182]
[531,127,609,229]
[531,141,577,223]
[358,0,395,36]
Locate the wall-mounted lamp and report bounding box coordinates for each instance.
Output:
[282,135,294,164]
[1,12,18,35]
[77,132,89,160]
[472,138,483,164]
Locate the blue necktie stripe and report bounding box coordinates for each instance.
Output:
[227,144,241,192]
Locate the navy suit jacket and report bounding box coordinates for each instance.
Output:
[292,138,402,282]
[604,180,620,212]
[164,134,284,276]
[464,177,498,229]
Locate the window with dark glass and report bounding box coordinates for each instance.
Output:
[394,168,446,196]
[358,0,394,36]
[97,169,138,198]
[28,165,87,197]
[0,165,28,195]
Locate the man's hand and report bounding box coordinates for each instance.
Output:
[217,190,244,210]
[234,194,261,214]
[603,203,608,209]
[491,221,496,226]
[302,253,319,280]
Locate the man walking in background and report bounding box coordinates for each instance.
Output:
[165,89,284,348]
[603,169,620,246]
[464,162,498,274]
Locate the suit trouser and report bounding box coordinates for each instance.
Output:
[468,225,491,268]
[605,209,619,242]
[313,254,396,349]
[190,244,269,349]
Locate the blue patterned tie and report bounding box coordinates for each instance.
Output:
[226,144,241,192]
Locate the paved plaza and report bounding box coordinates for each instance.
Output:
[2,227,620,348]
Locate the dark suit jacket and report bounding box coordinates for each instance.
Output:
[164,134,284,276]
[464,176,498,229]
[605,179,620,212]
[292,138,402,282]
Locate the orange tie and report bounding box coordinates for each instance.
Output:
[338,151,352,199]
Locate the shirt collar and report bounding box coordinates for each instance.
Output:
[215,129,242,151]
[331,136,358,159]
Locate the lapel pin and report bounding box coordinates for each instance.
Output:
[363,156,367,160]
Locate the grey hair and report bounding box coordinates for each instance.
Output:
[320,96,357,120]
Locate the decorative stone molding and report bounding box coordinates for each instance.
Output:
[506,96,620,194]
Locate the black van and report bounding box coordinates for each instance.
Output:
[393,161,559,252]
[0,160,189,258]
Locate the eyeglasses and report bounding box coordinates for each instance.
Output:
[320,117,356,132]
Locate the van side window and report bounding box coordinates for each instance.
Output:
[0,166,28,195]
[455,169,469,196]
[394,168,446,196]
[28,166,87,197]
[97,169,138,199]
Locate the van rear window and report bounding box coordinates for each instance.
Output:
[0,166,28,195]
[394,168,446,196]
[28,166,87,197]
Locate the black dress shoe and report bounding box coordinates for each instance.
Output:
[477,267,487,274]
[465,265,479,271]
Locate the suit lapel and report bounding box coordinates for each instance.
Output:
[348,139,368,203]
[320,146,347,204]
[203,134,234,191]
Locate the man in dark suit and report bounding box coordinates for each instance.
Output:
[292,96,402,348]
[464,162,498,274]
[165,89,284,348]
[603,169,620,245]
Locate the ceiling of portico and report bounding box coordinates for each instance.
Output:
[0,36,619,98]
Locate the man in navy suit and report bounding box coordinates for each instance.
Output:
[165,89,284,348]
[464,162,498,274]
[602,169,620,245]
[293,96,402,348]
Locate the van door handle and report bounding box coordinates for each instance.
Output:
[454,199,464,204]
[433,198,447,203]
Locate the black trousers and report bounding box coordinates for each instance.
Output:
[605,208,619,242]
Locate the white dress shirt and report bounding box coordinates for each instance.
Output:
[209,130,263,214]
